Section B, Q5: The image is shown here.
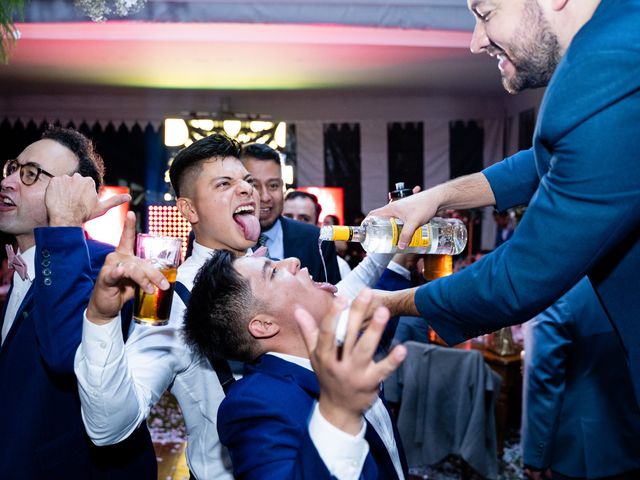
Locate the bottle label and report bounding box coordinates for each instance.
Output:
[390,218,431,247]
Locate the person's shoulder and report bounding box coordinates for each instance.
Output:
[220,368,313,417]
[561,1,640,67]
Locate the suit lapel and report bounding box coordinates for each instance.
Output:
[0,281,14,336]
[0,285,35,355]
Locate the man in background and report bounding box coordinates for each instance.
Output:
[284,189,352,279]
[241,143,341,283]
[283,190,322,225]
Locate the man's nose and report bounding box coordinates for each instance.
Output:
[0,172,19,191]
[237,179,253,195]
[259,186,271,203]
[470,22,489,54]
[276,257,301,274]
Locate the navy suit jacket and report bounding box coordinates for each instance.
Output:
[415,0,640,400]
[218,354,408,479]
[280,216,341,284]
[0,227,156,479]
[522,278,640,478]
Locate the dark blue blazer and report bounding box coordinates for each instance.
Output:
[0,227,156,479]
[522,278,640,478]
[280,216,341,284]
[218,354,408,479]
[415,0,640,400]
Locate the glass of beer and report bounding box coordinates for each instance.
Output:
[133,234,182,326]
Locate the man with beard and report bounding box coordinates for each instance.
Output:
[369,0,640,415]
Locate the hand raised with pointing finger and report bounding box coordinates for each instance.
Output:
[86,212,170,325]
[294,289,407,435]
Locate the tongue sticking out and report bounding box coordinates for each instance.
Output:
[314,282,338,294]
[234,214,261,242]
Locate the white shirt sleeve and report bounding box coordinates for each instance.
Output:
[74,305,187,445]
[307,402,369,480]
[336,253,393,300]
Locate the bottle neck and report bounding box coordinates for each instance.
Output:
[320,225,365,242]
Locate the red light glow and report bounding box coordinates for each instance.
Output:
[298,187,344,225]
[84,186,129,246]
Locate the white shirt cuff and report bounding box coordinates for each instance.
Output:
[308,402,369,480]
[80,310,124,368]
[386,260,411,281]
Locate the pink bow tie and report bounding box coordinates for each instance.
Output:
[6,245,29,281]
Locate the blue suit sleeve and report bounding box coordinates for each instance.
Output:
[32,227,110,374]
[521,297,573,469]
[482,148,538,211]
[219,385,378,480]
[415,48,640,344]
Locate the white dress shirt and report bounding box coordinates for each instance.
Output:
[269,352,405,480]
[1,246,35,344]
[74,242,392,480]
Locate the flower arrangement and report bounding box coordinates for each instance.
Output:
[75,0,147,22]
[0,0,25,63]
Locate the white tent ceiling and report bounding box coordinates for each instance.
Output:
[1,0,507,96]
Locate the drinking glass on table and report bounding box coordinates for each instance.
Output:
[133,234,182,326]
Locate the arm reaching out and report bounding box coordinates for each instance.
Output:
[368,172,495,248]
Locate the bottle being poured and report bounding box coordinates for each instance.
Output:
[320,216,467,255]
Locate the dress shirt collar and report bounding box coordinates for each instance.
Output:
[190,240,216,265]
[267,352,312,371]
[386,261,411,281]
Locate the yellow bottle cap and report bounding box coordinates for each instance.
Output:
[331,226,352,241]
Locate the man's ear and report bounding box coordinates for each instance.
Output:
[548,0,569,11]
[176,197,198,224]
[248,314,280,339]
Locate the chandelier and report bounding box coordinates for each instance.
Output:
[75,0,147,22]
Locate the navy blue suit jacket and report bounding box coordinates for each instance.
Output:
[415,0,640,400]
[0,227,156,479]
[522,278,640,478]
[218,354,408,479]
[280,216,341,284]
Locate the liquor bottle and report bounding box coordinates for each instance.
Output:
[319,216,467,255]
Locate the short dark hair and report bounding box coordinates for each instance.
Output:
[324,214,340,225]
[284,190,322,221]
[170,133,242,197]
[183,250,261,363]
[240,143,281,165]
[42,126,104,192]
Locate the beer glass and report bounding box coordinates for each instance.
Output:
[133,234,182,326]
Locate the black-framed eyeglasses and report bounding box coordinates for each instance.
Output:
[2,159,54,186]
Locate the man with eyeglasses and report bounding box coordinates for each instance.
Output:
[0,126,156,479]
